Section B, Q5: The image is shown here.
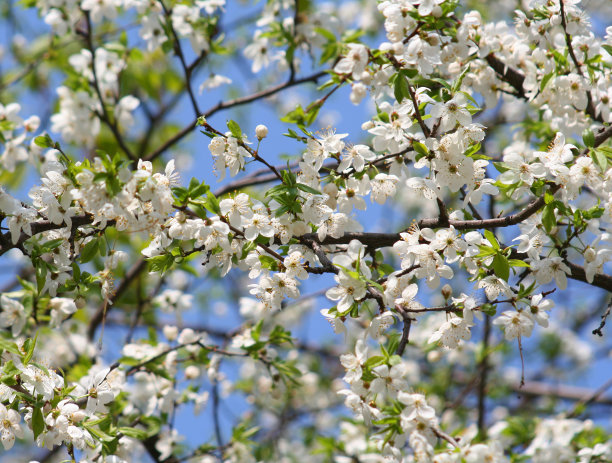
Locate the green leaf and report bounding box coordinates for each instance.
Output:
[583,128,595,148]
[314,27,336,42]
[139,416,162,437]
[118,356,140,366]
[296,183,321,195]
[591,148,608,172]
[540,72,554,92]
[483,230,500,250]
[252,320,263,342]
[0,336,21,355]
[118,426,149,439]
[259,255,278,270]
[452,64,470,93]
[493,161,509,173]
[491,254,510,281]
[281,105,307,126]
[23,332,38,365]
[204,191,221,215]
[542,203,556,233]
[365,278,385,293]
[393,73,410,104]
[334,263,360,280]
[34,133,54,148]
[227,120,242,139]
[363,355,385,368]
[42,239,65,253]
[412,142,429,157]
[304,101,322,126]
[35,261,47,295]
[32,407,45,440]
[148,254,175,274]
[508,259,530,268]
[80,238,100,264]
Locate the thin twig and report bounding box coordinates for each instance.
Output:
[159,0,201,116]
[592,300,612,337]
[143,70,327,162]
[476,315,491,439]
[80,13,136,160]
[567,376,612,418]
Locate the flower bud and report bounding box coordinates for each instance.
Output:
[441,284,452,300]
[163,325,179,341]
[255,124,268,140]
[584,247,596,263]
[185,365,201,379]
[75,296,86,310]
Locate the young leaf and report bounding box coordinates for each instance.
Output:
[227,120,242,139]
[32,407,45,440]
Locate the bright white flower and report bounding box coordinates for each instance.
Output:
[49,297,78,327]
[429,94,472,132]
[199,74,232,93]
[428,315,472,348]
[0,134,28,172]
[535,132,576,171]
[340,338,368,383]
[244,212,274,241]
[154,289,193,321]
[370,173,398,204]
[477,275,513,301]
[370,363,410,399]
[500,151,546,186]
[464,442,509,463]
[558,74,590,111]
[0,403,23,450]
[531,256,571,289]
[394,283,424,314]
[368,311,395,339]
[527,293,554,327]
[398,392,436,422]
[326,272,367,312]
[244,32,282,73]
[20,365,56,400]
[115,95,140,127]
[81,0,121,23]
[320,308,347,336]
[155,429,185,460]
[83,367,117,414]
[493,310,535,340]
[283,251,308,280]
[140,13,167,51]
[0,295,27,336]
[334,43,369,79]
[338,144,376,173]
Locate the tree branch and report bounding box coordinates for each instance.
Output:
[87,257,147,341]
[143,70,327,163]
[80,13,136,161]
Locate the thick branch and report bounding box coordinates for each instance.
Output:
[485,54,526,99]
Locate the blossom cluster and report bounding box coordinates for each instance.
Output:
[0,0,611,461]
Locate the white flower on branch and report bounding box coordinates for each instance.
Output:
[0,295,27,336]
[0,403,23,450]
[428,315,472,349]
[493,310,534,340]
[326,272,367,313]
